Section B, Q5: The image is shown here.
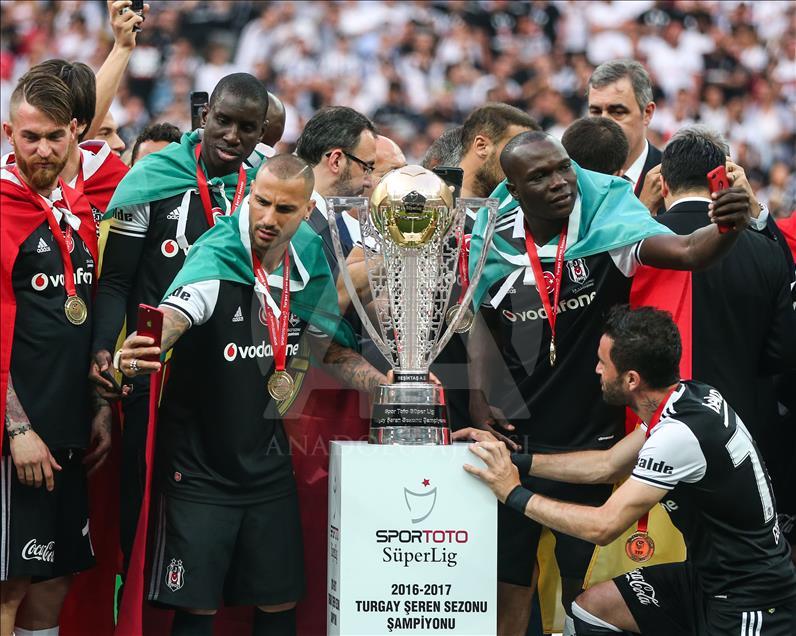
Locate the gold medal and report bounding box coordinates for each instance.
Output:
[549,340,556,367]
[64,295,87,325]
[268,370,295,401]
[445,304,474,333]
[625,531,655,563]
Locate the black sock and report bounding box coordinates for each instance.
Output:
[171,610,214,636]
[252,607,296,636]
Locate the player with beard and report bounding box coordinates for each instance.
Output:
[461,305,796,636]
[459,103,540,200]
[430,106,540,433]
[295,106,376,274]
[466,130,752,634]
[1,60,130,231]
[0,72,108,636]
[289,106,376,633]
[115,155,387,636]
[89,72,269,573]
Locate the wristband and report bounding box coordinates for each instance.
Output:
[113,349,123,371]
[510,452,533,477]
[7,424,31,439]
[505,484,534,515]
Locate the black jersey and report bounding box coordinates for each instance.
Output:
[106,190,213,335]
[632,380,796,606]
[484,207,642,452]
[10,210,94,449]
[157,276,321,505]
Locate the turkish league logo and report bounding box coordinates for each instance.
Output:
[165,558,185,591]
[404,479,437,523]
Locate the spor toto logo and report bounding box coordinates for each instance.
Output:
[161,239,179,258]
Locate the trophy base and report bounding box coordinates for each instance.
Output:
[370,382,451,446]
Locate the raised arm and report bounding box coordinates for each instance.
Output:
[639,186,750,270]
[84,0,146,140]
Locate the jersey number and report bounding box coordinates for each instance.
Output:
[725,421,775,523]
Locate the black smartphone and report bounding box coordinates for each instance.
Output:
[131,0,144,32]
[100,369,122,393]
[432,166,464,200]
[190,91,209,131]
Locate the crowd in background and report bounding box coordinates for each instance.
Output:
[1,0,795,217]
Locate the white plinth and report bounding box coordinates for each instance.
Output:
[327,441,497,635]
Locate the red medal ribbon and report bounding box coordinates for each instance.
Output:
[523,220,568,362]
[455,229,470,303]
[194,143,246,228]
[252,249,291,372]
[636,385,678,533]
[13,168,79,299]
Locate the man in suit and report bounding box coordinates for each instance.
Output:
[588,60,663,213]
[635,123,796,456]
[295,106,376,274]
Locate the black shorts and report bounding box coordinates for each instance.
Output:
[0,450,94,581]
[147,493,305,609]
[614,562,796,636]
[498,477,611,586]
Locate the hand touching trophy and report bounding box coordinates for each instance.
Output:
[328,165,497,445]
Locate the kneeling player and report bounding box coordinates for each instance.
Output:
[117,155,389,635]
[460,305,796,635]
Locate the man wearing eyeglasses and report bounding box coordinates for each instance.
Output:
[295,106,377,273]
[289,106,377,634]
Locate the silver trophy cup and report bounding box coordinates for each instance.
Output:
[327,165,498,445]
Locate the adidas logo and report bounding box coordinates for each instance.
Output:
[232,306,244,323]
[166,209,180,220]
[36,238,51,253]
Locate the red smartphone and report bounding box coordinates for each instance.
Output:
[707,165,730,233]
[137,304,163,361]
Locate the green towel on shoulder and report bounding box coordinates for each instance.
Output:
[164,202,355,347]
[469,163,672,308]
[106,131,263,215]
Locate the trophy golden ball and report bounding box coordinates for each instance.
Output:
[370,165,455,248]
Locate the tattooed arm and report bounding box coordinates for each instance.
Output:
[310,336,388,393]
[5,376,62,490]
[117,307,191,377]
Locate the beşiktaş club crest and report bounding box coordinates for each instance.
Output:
[566,258,589,284]
[404,478,437,524]
[166,558,185,591]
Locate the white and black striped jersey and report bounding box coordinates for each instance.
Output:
[483,204,643,452]
[632,381,796,606]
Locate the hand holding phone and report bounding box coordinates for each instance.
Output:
[130,0,144,32]
[137,304,163,360]
[707,165,731,234]
[432,166,464,200]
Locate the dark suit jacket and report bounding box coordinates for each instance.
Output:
[306,206,339,277]
[634,142,662,197]
[656,199,796,436]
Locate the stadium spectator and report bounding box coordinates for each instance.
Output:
[129,121,181,165]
